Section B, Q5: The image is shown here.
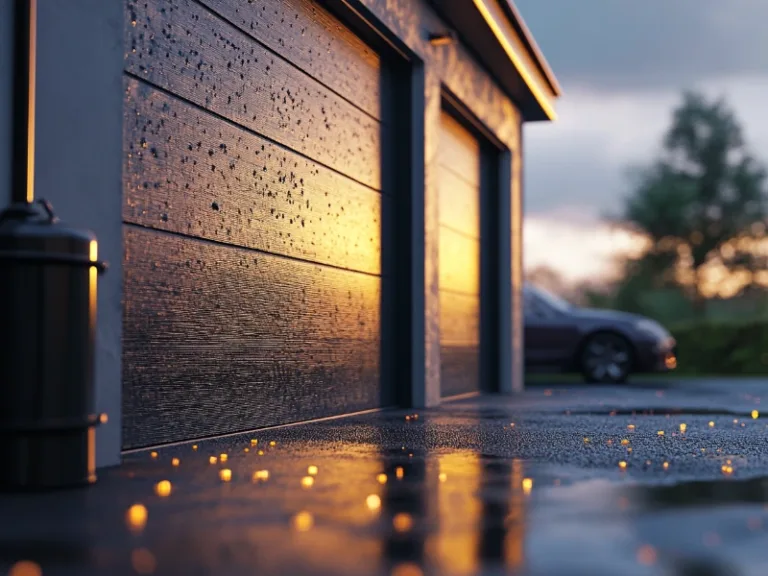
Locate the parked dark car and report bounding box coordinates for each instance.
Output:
[523,283,677,383]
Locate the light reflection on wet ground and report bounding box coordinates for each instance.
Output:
[4,380,768,575]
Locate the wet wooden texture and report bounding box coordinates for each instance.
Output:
[123,79,382,275]
[122,227,382,449]
[438,110,480,396]
[440,346,480,398]
[438,167,480,240]
[125,0,381,190]
[438,229,480,296]
[200,0,381,119]
[439,291,479,347]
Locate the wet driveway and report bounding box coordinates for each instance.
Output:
[3,377,768,575]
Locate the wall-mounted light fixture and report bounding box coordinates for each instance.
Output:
[428,31,456,46]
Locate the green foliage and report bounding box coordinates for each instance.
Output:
[670,319,768,375]
[615,91,768,310]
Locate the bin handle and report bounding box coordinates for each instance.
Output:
[37,198,59,223]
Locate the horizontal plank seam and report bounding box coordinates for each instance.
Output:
[439,222,480,242]
[121,406,392,453]
[438,162,481,190]
[123,221,386,279]
[192,0,384,124]
[438,286,480,298]
[123,71,386,196]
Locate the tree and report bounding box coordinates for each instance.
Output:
[617,91,768,310]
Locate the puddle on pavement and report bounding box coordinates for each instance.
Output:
[6,436,768,576]
[629,474,768,509]
[563,407,751,417]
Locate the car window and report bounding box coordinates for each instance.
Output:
[523,290,550,319]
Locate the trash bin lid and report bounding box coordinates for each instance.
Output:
[0,199,98,264]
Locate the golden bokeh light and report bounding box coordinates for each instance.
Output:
[192,444,198,451]
[171,458,180,467]
[752,410,760,419]
[679,423,687,433]
[150,451,158,459]
[366,494,381,511]
[292,511,314,532]
[377,473,388,484]
[8,560,42,576]
[618,461,627,470]
[301,476,315,489]
[155,480,172,497]
[209,456,217,465]
[126,503,148,533]
[522,478,533,495]
[307,465,319,476]
[219,453,228,463]
[219,468,232,482]
[395,467,404,480]
[253,470,270,482]
[393,512,413,532]
[438,472,448,482]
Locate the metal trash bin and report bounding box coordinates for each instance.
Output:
[0,199,107,490]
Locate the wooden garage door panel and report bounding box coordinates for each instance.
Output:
[123,79,382,275]
[438,228,480,296]
[204,0,381,119]
[439,112,480,186]
[439,110,481,397]
[438,167,480,239]
[440,346,480,398]
[122,227,381,449]
[440,291,479,346]
[126,0,381,190]
[122,0,383,447]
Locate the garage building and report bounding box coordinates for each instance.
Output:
[0,0,559,462]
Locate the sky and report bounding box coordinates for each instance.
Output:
[515,0,768,284]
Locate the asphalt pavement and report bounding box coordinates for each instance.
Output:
[3,377,768,575]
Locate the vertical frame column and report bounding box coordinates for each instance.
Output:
[35,0,124,466]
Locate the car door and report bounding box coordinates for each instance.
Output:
[523,292,581,368]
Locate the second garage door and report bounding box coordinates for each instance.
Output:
[121,0,385,448]
[438,111,482,397]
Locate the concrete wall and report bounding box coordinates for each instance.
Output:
[34,0,124,467]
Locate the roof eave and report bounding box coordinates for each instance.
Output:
[429,0,560,122]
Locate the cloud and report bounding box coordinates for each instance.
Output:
[522,75,768,282]
[515,0,768,92]
[523,75,768,216]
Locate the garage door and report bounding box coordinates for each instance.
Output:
[122,0,384,448]
[438,111,481,397]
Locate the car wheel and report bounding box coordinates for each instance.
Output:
[580,332,632,384]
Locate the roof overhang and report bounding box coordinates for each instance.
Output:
[429,0,561,122]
